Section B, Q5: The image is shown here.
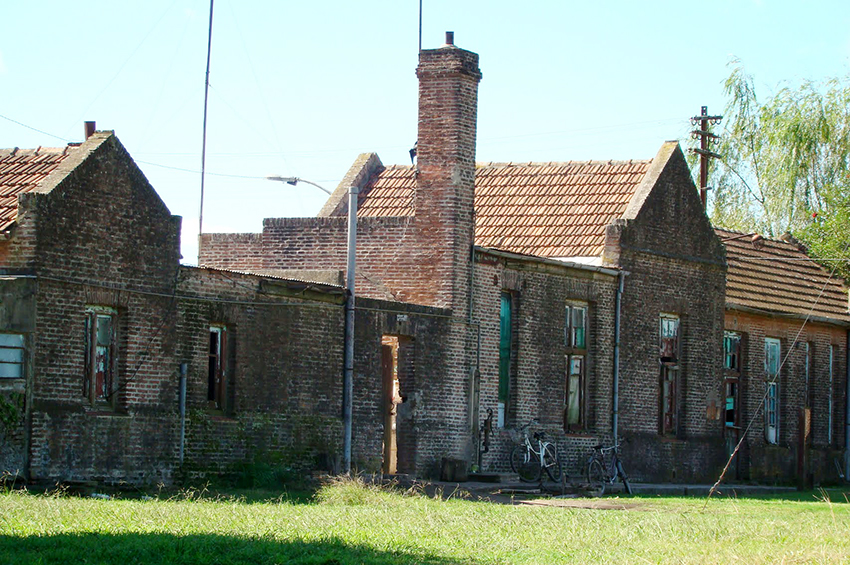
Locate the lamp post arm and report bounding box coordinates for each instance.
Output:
[265,175,332,195]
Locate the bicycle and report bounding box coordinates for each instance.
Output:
[585,443,632,495]
[509,420,561,483]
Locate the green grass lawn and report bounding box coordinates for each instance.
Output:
[2,479,849,564]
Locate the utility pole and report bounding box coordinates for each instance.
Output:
[689,106,723,210]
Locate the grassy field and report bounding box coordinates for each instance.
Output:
[2,479,849,564]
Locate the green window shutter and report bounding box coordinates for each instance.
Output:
[498,293,512,404]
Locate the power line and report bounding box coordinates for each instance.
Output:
[0,114,71,143]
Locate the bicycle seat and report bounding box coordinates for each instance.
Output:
[593,444,603,449]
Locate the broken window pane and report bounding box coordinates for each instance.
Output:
[565,304,587,349]
[85,307,117,404]
[660,316,679,361]
[723,332,741,370]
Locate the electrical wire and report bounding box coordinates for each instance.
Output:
[704,241,850,504]
[0,114,71,143]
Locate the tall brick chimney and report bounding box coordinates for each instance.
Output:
[414,32,482,313]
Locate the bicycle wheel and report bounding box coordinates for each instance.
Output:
[542,443,561,482]
[586,458,606,495]
[616,460,633,495]
[510,445,541,482]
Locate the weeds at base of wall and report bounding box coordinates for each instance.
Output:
[0,392,24,433]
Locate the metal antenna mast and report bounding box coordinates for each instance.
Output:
[198,0,215,254]
[418,0,423,52]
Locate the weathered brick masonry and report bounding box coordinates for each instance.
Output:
[0,131,454,484]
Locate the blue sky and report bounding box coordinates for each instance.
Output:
[2,1,849,262]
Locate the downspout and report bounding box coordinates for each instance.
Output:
[178,363,188,465]
[844,330,849,481]
[468,245,481,467]
[612,271,625,445]
[342,185,358,474]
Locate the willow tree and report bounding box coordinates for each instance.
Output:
[712,62,850,275]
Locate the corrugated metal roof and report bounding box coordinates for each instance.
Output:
[717,228,850,323]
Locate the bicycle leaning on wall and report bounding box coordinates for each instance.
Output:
[509,420,561,483]
[585,442,632,495]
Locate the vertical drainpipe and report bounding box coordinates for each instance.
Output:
[844,330,849,481]
[178,363,188,465]
[612,271,625,445]
[342,185,358,474]
[468,245,480,467]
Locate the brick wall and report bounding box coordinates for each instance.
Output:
[472,252,619,477]
[606,143,728,483]
[725,310,847,483]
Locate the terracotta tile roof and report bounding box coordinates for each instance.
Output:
[717,228,850,323]
[357,160,652,257]
[0,146,74,231]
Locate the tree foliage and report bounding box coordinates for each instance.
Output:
[711,62,850,277]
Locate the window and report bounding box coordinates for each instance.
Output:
[828,344,835,445]
[84,307,117,404]
[208,326,227,410]
[803,342,812,409]
[0,333,25,379]
[497,293,513,428]
[764,337,781,444]
[565,304,586,349]
[723,331,742,429]
[659,314,680,436]
[564,303,588,431]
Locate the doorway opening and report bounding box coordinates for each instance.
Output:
[381,336,401,475]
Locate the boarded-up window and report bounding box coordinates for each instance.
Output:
[208,326,227,411]
[0,334,25,379]
[764,337,781,444]
[497,293,513,428]
[84,307,117,404]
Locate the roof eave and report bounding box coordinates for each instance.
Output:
[475,245,623,277]
[726,302,850,328]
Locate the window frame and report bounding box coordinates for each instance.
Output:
[0,333,25,379]
[828,344,835,446]
[764,337,781,445]
[723,331,742,430]
[208,325,228,411]
[659,314,681,437]
[84,306,118,407]
[564,302,588,432]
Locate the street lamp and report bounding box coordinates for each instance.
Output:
[266,175,357,474]
[265,175,332,195]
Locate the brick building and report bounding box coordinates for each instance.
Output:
[0,130,453,484]
[717,229,849,484]
[2,35,845,486]
[200,35,732,482]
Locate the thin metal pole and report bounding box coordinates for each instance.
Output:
[198,0,215,246]
[178,363,188,465]
[612,271,625,445]
[418,0,423,52]
[342,185,358,474]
